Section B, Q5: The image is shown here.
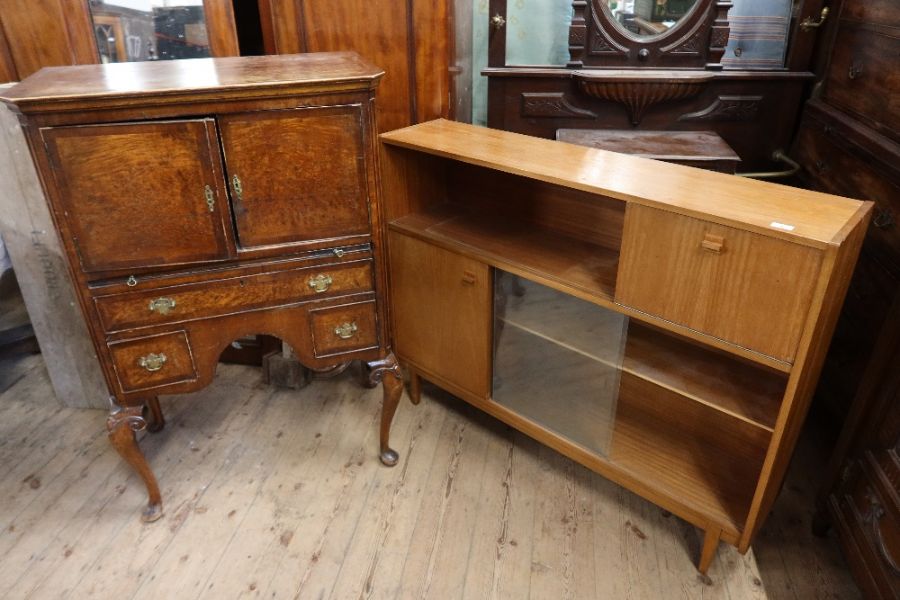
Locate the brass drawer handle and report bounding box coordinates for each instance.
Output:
[334,321,358,340]
[873,210,894,230]
[848,60,864,81]
[138,352,167,372]
[701,233,725,253]
[148,297,176,315]
[308,274,333,293]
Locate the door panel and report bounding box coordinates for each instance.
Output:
[42,119,233,274]
[219,104,371,249]
[389,231,491,398]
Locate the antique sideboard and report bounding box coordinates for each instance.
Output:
[0,53,405,522]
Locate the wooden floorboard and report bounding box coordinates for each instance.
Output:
[0,356,860,599]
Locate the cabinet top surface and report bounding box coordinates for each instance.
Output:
[0,52,383,113]
[382,120,872,247]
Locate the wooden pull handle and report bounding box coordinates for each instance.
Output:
[461,270,477,285]
[701,234,724,253]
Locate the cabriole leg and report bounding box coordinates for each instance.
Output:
[366,353,403,466]
[107,403,163,522]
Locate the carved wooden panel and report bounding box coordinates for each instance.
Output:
[521,93,596,119]
[678,95,763,122]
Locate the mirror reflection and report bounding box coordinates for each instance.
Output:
[603,0,699,37]
[88,0,211,63]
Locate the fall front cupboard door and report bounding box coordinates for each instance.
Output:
[218,105,371,250]
[41,119,233,274]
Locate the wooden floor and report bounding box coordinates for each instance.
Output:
[0,353,859,599]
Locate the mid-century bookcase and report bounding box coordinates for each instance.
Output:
[379,119,872,572]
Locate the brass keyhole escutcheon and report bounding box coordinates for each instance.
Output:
[138,352,167,372]
[334,321,358,339]
[148,297,177,315]
[204,185,215,212]
[308,274,333,293]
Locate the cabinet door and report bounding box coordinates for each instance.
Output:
[219,105,371,249]
[615,204,823,363]
[42,119,233,274]
[389,232,492,398]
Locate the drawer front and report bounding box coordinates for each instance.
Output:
[108,331,198,393]
[41,120,233,274]
[823,22,900,142]
[95,259,373,332]
[793,111,900,274]
[309,299,379,358]
[833,463,900,598]
[841,0,900,32]
[615,204,822,362]
[219,105,371,249]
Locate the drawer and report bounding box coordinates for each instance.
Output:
[824,22,900,143]
[615,204,822,363]
[793,111,900,274]
[309,299,379,358]
[835,466,900,597]
[108,331,198,393]
[94,259,373,332]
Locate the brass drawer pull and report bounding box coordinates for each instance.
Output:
[701,233,725,253]
[204,185,215,212]
[308,274,333,293]
[848,60,864,81]
[232,174,243,202]
[148,297,177,315]
[334,321,358,339]
[138,352,167,372]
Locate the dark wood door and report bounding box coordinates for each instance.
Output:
[218,105,371,249]
[42,119,234,274]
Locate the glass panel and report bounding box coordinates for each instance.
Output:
[492,271,627,457]
[504,0,573,66]
[603,0,700,38]
[88,0,211,63]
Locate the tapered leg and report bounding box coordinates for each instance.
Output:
[143,397,165,433]
[408,369,422,406]
[698,527,722,574]
[366,353,403,466]
[107,404,163,522]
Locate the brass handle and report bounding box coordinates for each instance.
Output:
[126,275,138,287]
[148,297,177,315]
[799,7,829,31]
[231,174,247,214]
[138,352,167,372]
[308,274,333,293]
[334,321,358,340]
[204,185,215,212]
[848,60,864,80]
[701,233,724,253]
[873,210,894,229]
[491,13,506,30]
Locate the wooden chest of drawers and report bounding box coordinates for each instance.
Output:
[0,53,406,522]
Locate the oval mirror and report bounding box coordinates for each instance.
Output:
[601,0,701,38]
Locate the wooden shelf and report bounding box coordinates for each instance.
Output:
[492,323,769,536]
[498,277,786,431]
[390,204,619,302]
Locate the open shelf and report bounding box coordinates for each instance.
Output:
[390,204,619,302]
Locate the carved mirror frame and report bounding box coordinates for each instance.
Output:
[568,0,732,69]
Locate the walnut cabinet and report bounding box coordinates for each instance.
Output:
[0,53,406,522]
[381,119,872,573]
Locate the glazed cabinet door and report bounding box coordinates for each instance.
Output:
[219,104,371,250]
[41,119,233,274]
[388,232,492,398]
